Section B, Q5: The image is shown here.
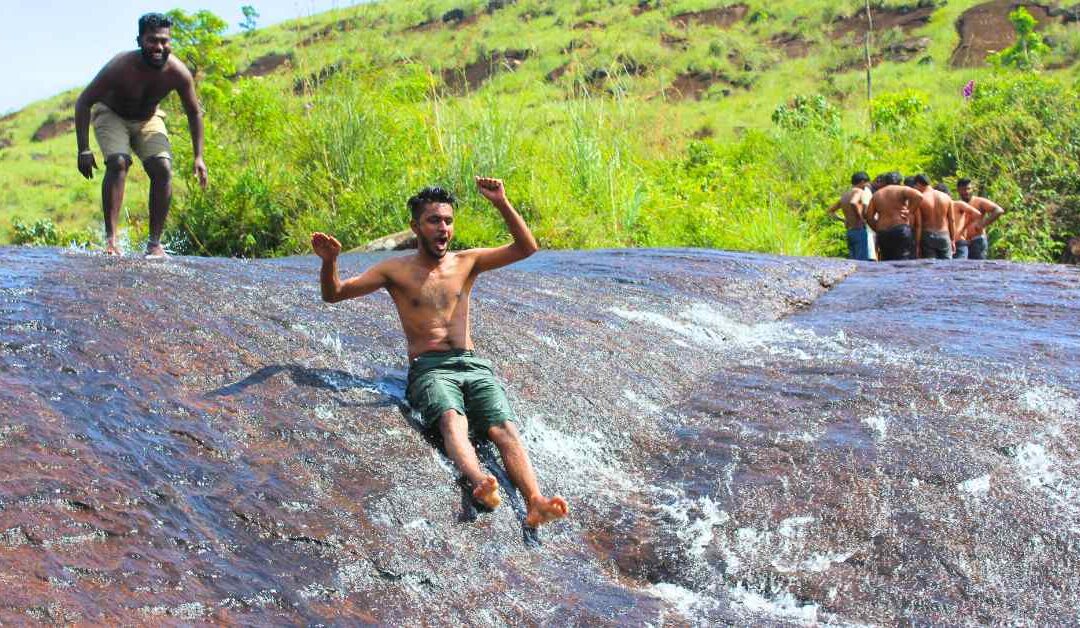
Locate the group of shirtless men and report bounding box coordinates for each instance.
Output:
[830,171,1005,262]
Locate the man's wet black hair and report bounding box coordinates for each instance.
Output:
[914,174,931,187]
[935,183,951,195]
[957,178,972,187]
[138,13,173,36]
[904,176,917,188]
[408,186,456,220]
[883,172,902,186]
[851,171,870,186]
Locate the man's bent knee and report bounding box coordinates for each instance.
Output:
[487,421,519,445]
[105,154,132,173]
[144,156,172,181]
[438,409,466,430]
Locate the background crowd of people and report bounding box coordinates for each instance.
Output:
[831,172,1005,262]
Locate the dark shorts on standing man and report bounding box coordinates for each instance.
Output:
[968,234,989,260]
[406,349,515,434]
[877,224,915,261]
[919,230,953,260]
[954,239,969,259]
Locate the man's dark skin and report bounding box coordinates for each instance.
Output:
[957,181,1005,240]
[864,185,923,232]
[952,200,983,248]
[75,22,207,256]
[912,179,955,257]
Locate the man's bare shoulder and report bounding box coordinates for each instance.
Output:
[97,51,136,79]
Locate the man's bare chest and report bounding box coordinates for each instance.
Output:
[394,270,471,312]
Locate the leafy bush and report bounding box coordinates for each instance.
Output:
[12,219,94,248]
[988,8,1051,70]
[871,90,929,132]
[924,74,1079,261]
[771,95,841,135]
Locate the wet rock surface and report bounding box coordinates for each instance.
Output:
[1,247,1078,624]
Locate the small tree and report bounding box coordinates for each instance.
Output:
[240,6,260,34]
[166,8,236,78]
[989,7,1050,70]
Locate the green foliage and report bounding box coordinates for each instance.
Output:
[871,90,929,132]
[771,95,841,135]
[924,74,1079,261]
[240,6,260,34]
[11,218,94,248]
[988,7,1051,70]
[166,9,236,77]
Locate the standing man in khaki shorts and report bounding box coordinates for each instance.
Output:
[74,13,208,257]
[311,178,569,531]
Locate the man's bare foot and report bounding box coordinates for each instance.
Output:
[472,475,501,510]
[104,242,122,256]
[525,495,569,528]
[145,244,169,259]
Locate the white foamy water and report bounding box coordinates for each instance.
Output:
[1014,443,1061,490]
[655,491,730,558]
[727,583,820,624]
[862,415,888,441]
[958,474,992,496]
[1020,386,1079,420]
[649,582,719,623]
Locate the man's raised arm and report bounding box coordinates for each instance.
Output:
[470,177,539,274]
[312,232,389,303]
[176,66,208,189]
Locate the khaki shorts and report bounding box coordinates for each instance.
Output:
[91,103,171,163]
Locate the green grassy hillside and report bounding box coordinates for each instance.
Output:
[2,0,1079,259]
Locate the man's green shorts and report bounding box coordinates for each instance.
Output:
[406,349,516,434]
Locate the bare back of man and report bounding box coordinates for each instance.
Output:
[865,184,923,261]
[911,180,955,259]
[74,13,207,258]
[312,178,569,531]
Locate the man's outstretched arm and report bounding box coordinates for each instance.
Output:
[469,177,539,274]
[312,232,389,302]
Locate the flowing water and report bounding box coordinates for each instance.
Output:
[0,246,1077,624]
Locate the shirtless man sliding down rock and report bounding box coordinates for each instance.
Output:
[911,177,956,260]
[864,172,926,261]
[75,13,208,258]
[957,178,1005,260]
[829,171,874,261]
[311,178,568,529]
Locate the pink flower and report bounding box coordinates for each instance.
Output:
[962,80,975,100]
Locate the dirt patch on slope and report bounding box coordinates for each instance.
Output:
[661,32,690,49]
[406,11,480,33]
[0,136,12,150]
[661,71,735,101]
[771,32,811,58]
[670,4,749,29]
[833,5,937,39]
[31,117,74,142]
[442,50,530,94]
[238,52,293,78]
[951,1,1054,67]
[298,18,361,47]
[292,61,346,95]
